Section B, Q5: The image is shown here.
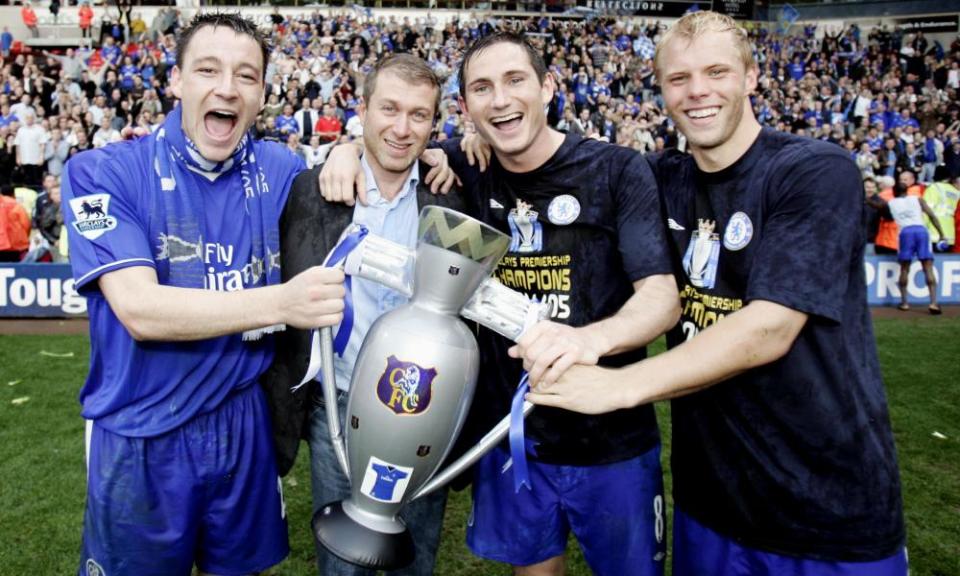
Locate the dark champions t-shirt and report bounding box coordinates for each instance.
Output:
[650,129,905,561]
[442,134,672,465]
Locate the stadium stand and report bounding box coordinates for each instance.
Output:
[0,1,957,265]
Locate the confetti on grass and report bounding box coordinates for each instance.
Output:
[11,397,30,406]
[39,351,75,358]
[932,432,948,440]
[7,380,21,386]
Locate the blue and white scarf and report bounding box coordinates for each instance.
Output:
[154,106,283,341]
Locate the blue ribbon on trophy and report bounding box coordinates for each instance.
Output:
[323,225,369,355]
[294,225,368,391]
[509,372,533,492]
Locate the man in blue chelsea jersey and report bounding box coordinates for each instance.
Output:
[62,14,346,576]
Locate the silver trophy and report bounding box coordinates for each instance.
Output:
[307,206,547,570]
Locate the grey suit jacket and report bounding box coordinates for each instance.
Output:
[259,161,468,476]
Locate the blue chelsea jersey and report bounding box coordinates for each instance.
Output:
[62,136,304,438]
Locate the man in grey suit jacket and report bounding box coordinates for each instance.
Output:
[259,54,465,576]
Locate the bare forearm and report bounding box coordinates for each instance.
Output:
[99,266,343,342]
[582,274,680,356]
[113,283,287,341]
[619,300,806,404]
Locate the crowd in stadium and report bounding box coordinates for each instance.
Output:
[1,6,959,262]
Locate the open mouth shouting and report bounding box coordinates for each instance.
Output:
[204,109,239,143]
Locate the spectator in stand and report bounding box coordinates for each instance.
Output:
[302,134,331,169]
[20,1,39,39]
[276,103,299,137]
[856,142,879,177]
[0,126,15,187]
[284,132,306,164]
[27,174,62,262]
[864,176,881,254]
[315,102,342,143]
[14,110,47,187]
[919,129,943,184]
[1,27,13,59]
[91,115,120,148]
[44,127,69,177]
[79,1,94,39]
[0,183,30,262]
[294,97,321,142]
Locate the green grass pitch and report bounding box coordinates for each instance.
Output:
[0,316,957,575]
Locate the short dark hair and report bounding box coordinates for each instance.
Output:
[364,54,441,116]
[175,13,270,81]
[458,32,546,100]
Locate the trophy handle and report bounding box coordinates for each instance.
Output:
[344,232,415,298]
[412,399,534,500]
[460,277,547,341]
[319,326,351,481]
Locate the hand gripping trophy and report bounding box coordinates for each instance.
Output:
[304,206,547,570]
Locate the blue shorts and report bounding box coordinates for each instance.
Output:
[673,508,908,576]
[467,444,665,576]
[79,385,288,576]
[898,225,932,262]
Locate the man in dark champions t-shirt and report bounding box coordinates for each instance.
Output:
[528,11,907,576]
[446,32,679,576]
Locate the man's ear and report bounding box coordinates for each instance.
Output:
[745,64,759,96]
[170,65,182,99]
[458,94,471,124]
[541,71,557,107]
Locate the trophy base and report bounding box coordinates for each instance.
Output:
[312,500,415,570]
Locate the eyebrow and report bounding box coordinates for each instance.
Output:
[377,97,432,115]
[467,68,530,87]
[190,56,262,76]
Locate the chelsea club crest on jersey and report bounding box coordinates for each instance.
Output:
[723,212,753,251]
[507,199,543,253]
[547,194,580,225]
[683,219,720,289]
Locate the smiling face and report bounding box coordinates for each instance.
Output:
[658,27,759,170]
[170,25,265,162]
[361,69,436,180]
[460,42,557,172]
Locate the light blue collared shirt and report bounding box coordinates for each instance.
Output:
[331,155,420,391]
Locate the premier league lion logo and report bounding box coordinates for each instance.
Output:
[69,193,118,240]
[376,356,437,415]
